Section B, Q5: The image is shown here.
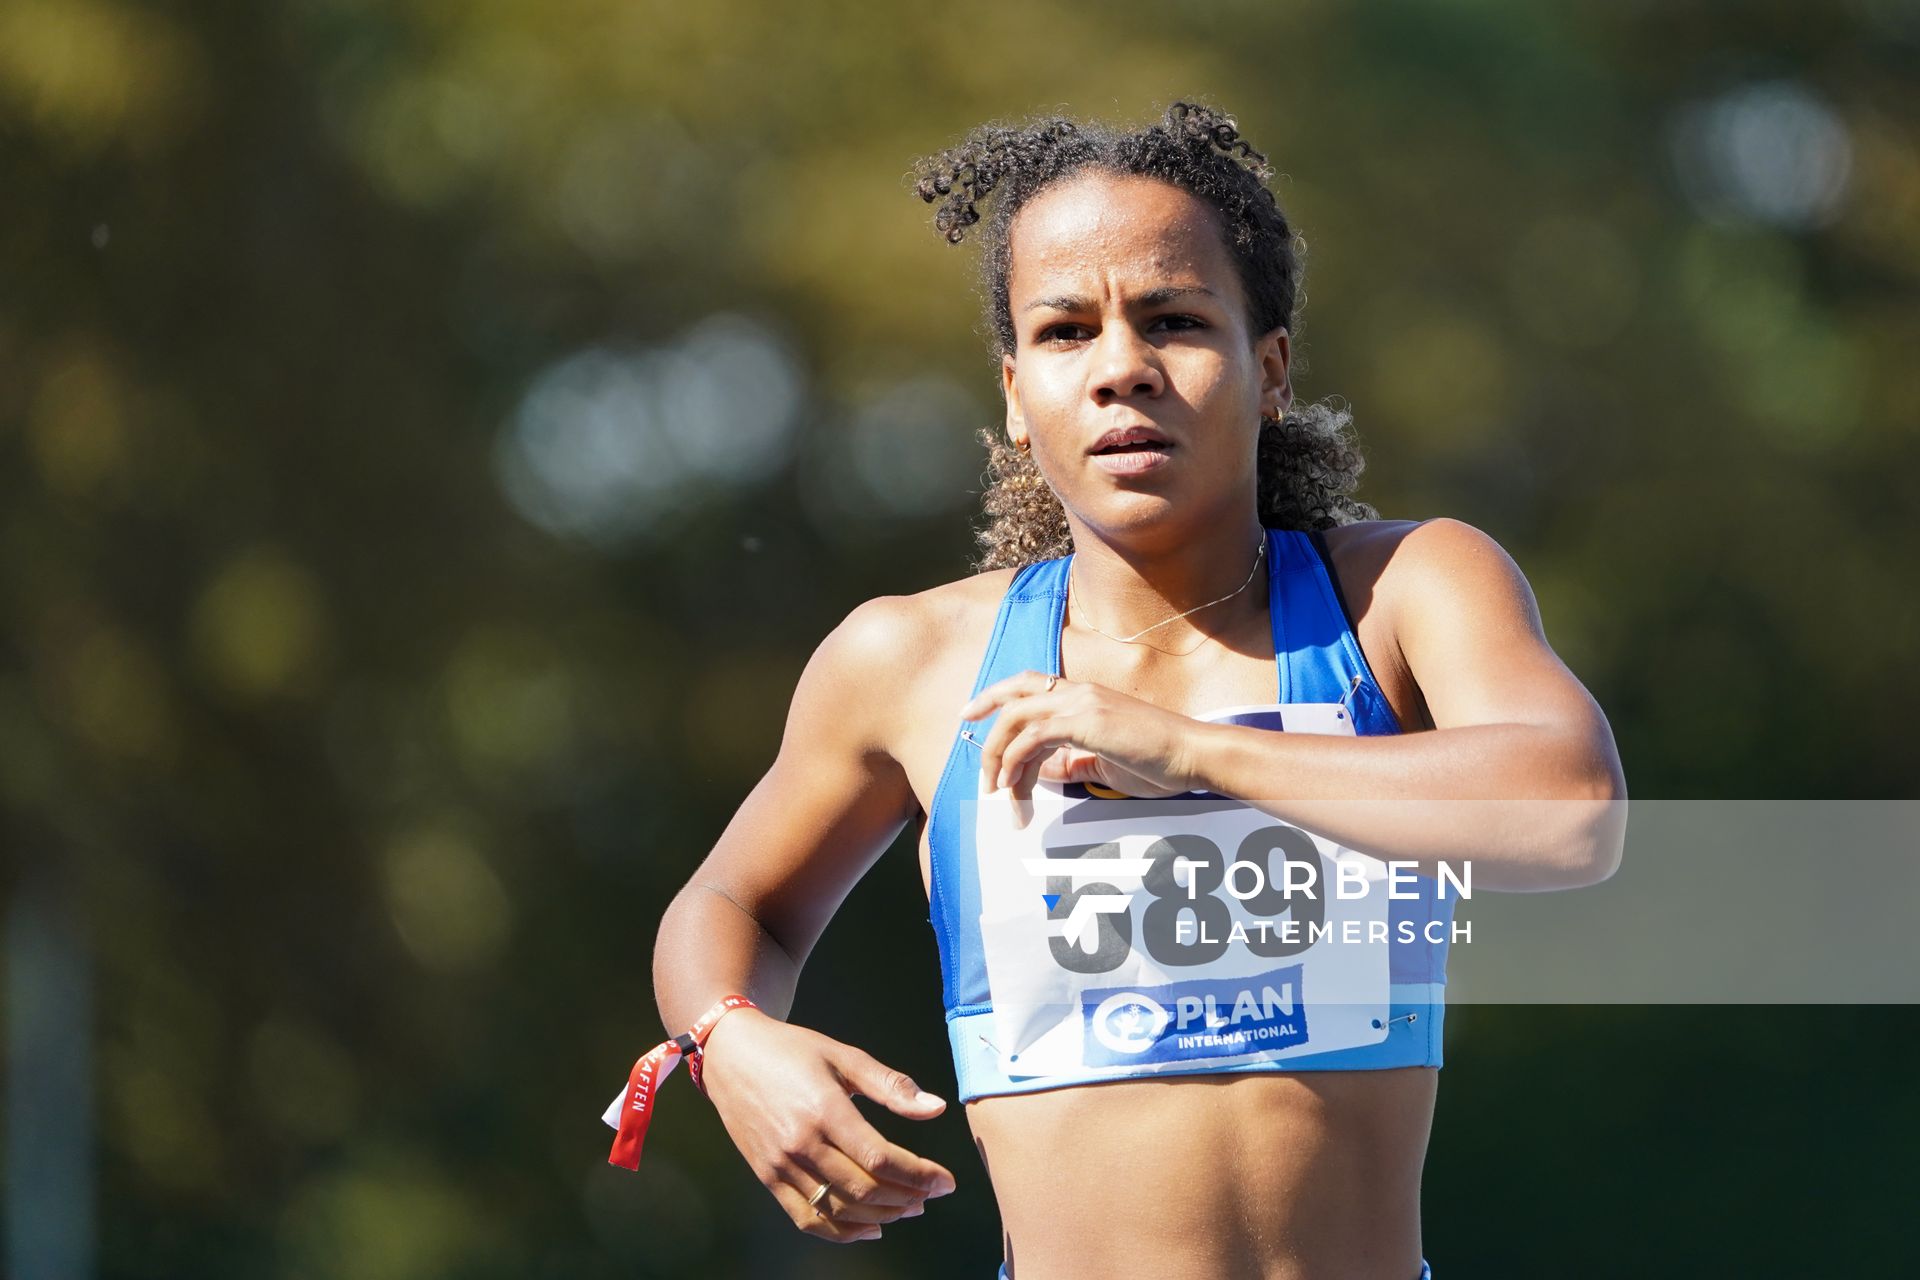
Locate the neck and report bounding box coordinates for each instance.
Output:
[1065,510,1270,644]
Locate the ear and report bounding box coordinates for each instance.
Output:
[1257,326,1293,418]
[1001,353,1028,448]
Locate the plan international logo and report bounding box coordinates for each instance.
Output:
[1080,967,1310,1066]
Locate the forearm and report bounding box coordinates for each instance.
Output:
[1187,720,1627,891]
[651,881,804,1035]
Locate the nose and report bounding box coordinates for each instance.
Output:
[1088,319,1165,405]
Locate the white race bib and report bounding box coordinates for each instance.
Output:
[973,703,1390,1079]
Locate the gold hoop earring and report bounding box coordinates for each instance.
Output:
[1015,438,1031,453]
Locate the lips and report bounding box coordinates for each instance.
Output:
[1090,425,1174,454]
[1089,424,1177,478]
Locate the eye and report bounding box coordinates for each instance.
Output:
[1037,315,1205,345]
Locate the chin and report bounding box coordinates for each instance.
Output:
[1070,494,1188,540]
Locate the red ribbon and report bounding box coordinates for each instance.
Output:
[607,993,758,1171]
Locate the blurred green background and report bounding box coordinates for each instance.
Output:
[2,0,1916,1276]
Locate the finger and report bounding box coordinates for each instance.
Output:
[831,1046,947,1120]
[975,706,1019,794]
[1039,746,1094,782]
[1012,743,1067,799]
[789,1144,929,1224]
[958,673,1020,722]
[769,1176,884,1242]
[824,1050,959,1195]
[998,718,1069,793]
[801,1132,936,1209]
[813,1096,956,1197]
[1005,748,1055,831]
[978,695,1050,792]
[960,668,1054,722]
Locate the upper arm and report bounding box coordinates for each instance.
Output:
[1387,517,1626,799]
[682,594,923,968]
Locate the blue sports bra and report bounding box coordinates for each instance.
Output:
[925,526,1450,1101]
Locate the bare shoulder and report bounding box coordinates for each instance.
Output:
[800,565,1021,764]
[1322,516,1533,619]
[823,567,1019,668]
[1318,517,1421,581]
[1383,518,1541,637]
[899,564,1024,635]
[1315,518,1544,733]
[1316,518,1420,624]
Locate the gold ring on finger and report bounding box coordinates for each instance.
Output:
[807,1181,833,1218]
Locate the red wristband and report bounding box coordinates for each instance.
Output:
[606,994,758,1171]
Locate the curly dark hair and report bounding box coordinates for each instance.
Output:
[910,100,1378,572]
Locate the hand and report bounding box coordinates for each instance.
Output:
[959,670,1204,811]
[696,1007,957,1244]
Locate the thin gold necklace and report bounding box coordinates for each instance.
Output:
[1067,533,1267,646]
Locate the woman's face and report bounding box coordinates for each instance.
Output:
[1001,170,1291,541]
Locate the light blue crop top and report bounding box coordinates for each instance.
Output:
[925,526,1450,1101]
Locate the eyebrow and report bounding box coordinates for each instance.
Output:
[1020,284,1220,315]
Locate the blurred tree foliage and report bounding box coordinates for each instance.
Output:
[1,0,1916,1276]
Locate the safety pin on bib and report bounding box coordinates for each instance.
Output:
[1336,672,1363,720]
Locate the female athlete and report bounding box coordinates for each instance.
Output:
[619,101,1627,1280]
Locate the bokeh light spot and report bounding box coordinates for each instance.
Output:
[382,819,512,973]
[60,624,174,762]
[105,1052,221,1193]
[29,346,127,500]
[1669,79,1853,230]
[0,0,205,152]
[496,313,803,549]
[280,1152,492,1280]
[189,546,332,700]
[443,624,575,782]
[798,373,984,538]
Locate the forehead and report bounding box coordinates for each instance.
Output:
[1006,171,1234,297]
